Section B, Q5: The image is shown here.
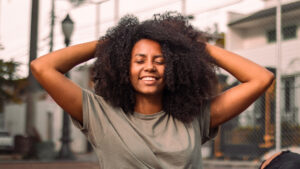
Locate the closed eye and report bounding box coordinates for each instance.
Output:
[154,57,165,65]
[155,61,164,65]
[135,60,144,64]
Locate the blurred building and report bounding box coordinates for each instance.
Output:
[217,0,300,159]
[2,66,92,154]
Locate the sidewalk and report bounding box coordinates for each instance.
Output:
[0,152,99,169]
[0,152,261,169]
[204,159,261,169]
[0,161,99,169]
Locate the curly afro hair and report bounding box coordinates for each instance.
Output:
[92,12,218,123]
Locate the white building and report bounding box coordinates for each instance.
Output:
[226,0,300,125]
[3,66,91,154]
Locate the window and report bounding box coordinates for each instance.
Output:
[266,25,297,43]
[283,25,297,40]
[284,76,295,113]
[267,29,276,42]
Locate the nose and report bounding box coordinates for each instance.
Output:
[144,61,156,72]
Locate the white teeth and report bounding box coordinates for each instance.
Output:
[142,77,156,81]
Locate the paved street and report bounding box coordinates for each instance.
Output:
[0,160,260,169]
[0,161,99,169]
[0,153,261,169]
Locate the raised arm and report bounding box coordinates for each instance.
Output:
[30,41,98,123]
[207,44,274,128]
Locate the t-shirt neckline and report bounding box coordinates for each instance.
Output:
[133,110,165,119]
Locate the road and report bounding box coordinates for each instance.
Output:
[0,161,260,169]
[0,153,260,169]
[0,161,99,169]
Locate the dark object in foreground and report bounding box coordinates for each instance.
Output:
[261,151,300,169]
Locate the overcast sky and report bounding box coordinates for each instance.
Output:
[0,0,264,77]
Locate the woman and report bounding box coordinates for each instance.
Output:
[31,12,274,169]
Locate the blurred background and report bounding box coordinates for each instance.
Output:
[0,0,300,168]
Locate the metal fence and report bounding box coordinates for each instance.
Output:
[205,0,300,161]
[209,73,300,160]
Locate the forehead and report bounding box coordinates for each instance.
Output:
[131,39,161,54]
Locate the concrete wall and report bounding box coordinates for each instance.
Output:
[4,92,64,151]
[4,103,26,135]
[243,27,269,49]
[232,39,300,73]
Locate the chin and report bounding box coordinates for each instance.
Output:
[141,91,161,96]
[137,89,163,96]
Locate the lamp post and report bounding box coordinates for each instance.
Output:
[58,13,75,160]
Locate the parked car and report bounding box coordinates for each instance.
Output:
[0,130,14,153]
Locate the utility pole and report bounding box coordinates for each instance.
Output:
[181,0,186,15]
[25,0,39,137]
[275,0,282,152]
[0,0,4,51]
[91,0,109,39]
[49,0,55,52]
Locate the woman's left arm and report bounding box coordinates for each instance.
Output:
[206,44,275,128]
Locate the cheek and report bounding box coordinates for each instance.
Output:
[129,65,139,82]
[159,66,165,77]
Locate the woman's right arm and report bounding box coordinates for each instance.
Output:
[30,41,98,123]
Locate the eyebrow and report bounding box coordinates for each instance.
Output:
[134,54,163,58]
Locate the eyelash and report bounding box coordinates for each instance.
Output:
[136,60,144,64]
[155,61,164,64]
[135,60,164,65]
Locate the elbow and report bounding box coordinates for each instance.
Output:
[260,69,275,88]
[30,59,46,77]
[266,70,275,85]
[30,59,40,75]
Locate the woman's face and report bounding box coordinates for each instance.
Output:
[130,39,165,97]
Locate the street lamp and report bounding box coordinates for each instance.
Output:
[57,13,75,160]
[61,14,74,46]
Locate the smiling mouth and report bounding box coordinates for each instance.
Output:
[139,76,160,85]
[140,77,157,80]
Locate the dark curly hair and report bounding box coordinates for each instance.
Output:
[92,12,218,123]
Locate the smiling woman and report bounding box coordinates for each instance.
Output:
[92,14,219,123]
[30,12,274,169]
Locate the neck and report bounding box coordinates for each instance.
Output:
[134,94,163,115]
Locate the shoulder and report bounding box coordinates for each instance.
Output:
[82,88,112,108]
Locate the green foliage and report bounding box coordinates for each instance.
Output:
[0,59,20,80]
[0,59,25,112]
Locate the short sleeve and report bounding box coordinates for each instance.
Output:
[71,88,91,132]
[71,88,108,146]
[199,101,219,144]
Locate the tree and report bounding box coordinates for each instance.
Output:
[0,59,25,113]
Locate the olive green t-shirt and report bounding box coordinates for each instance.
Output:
[72,88,218,169]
